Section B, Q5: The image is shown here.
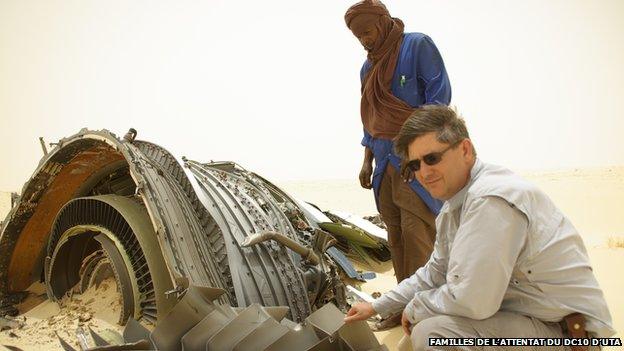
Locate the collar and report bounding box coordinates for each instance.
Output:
[446,158,483,211]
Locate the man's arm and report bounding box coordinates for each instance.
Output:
[345,236,449,323]
[371,224,449,317]
[416,35,451,105]
[359,146,373,189]
[403,196,528,324]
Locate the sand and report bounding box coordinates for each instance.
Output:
[0,278,123,351]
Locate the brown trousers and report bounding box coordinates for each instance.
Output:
[379,165,437,283]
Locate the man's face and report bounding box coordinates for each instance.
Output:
[406,132,475,201]
[349,15,380,51]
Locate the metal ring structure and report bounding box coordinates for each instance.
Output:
[45,195,175,323]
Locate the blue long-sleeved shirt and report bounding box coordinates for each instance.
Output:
[360,33,451,214]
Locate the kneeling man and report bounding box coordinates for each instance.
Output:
[344,105,614,350]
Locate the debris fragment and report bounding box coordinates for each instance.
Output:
[0,317,23,331]
[78,313,92,323]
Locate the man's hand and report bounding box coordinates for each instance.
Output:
[400,160,415,183]
[359,147,374,189]
[344,302,376,323]
[359,162,373,189]
[401,310,413,335]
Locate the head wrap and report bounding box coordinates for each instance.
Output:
[345,0,414,139]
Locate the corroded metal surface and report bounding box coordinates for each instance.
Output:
[4,144,125,292]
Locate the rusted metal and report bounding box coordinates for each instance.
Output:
[3,144,124,292]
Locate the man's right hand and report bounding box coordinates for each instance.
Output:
[400,160,415,183]
[359,162,373,189]
[344,302,376,323]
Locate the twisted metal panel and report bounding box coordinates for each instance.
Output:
[185,161,311,321]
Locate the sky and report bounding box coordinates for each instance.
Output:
[1,0,623,191]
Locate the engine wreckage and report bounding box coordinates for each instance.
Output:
[0,129,390,350]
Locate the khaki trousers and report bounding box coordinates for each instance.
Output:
[378,165,436,283]
[407,311,600,351]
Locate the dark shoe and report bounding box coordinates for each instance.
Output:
[372,312,402,331]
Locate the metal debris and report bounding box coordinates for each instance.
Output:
[0,129,386,350]
[39,137,48,156]
[0,317,23,332]
[346,285,375,304]
[69,285,386,351]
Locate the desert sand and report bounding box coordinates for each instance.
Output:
[0,278,123,350]
[0,166,622,350]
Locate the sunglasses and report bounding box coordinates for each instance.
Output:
[405,141,461,172]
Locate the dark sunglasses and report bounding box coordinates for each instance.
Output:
[405,141,461,172]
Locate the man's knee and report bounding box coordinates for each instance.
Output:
[410,315,461,351]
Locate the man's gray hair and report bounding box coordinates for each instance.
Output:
[394,105,475,159]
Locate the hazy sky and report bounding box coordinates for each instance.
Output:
[1,0,623,191]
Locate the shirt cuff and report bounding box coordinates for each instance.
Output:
[361,132,372,147]
[403,300,418,324]
[372,295,404,318]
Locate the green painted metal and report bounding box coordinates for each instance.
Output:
[318,222,381,249]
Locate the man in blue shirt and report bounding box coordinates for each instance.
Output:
[344,0,451,300]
